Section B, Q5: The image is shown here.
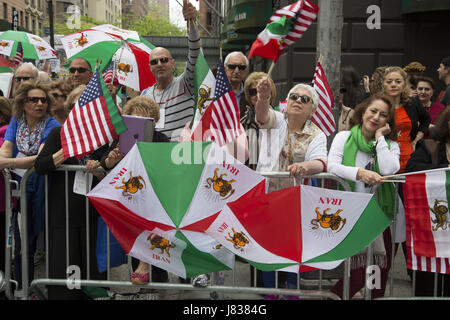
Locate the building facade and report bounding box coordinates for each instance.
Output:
[88,0,121,25]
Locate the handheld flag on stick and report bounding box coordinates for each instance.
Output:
[13,42,23,65]
[311,61,336,136]
[248,0,319,63]
[61,68,126,159]
[191,60,243,147]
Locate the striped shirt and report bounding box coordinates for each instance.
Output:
[141,26,200,141]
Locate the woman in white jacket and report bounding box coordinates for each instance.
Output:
[254,78,327,299]
[255,79,327,191]
[328,92,400,299]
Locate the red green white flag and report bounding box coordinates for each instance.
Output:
[404,168,450,259]
[206,184,391,272]
[87,141,265,278]
[248,0,319,63]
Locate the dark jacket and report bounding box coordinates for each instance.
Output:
[404,97,431,141]
[405,139,448,173]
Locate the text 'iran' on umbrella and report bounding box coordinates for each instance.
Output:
[0,30,56,60]
[61,25,155,91]
[87,141,267,278]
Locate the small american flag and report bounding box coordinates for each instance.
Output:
[311,61,336,136]
[61,69,126,159]
[102,60,116,84]
[13,42,23,65]
[191,60,243,146]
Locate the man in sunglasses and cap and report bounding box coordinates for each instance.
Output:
[141,0,200,142]
[68,57,93,87]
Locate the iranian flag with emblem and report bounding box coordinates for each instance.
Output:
[191,48,216,133]
[206,184,392,272]
[87,141,265,278]
[403,168,450,259]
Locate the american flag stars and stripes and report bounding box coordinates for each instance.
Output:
[311,61,336,136]
[102,60,115,84]
[208,60,243,147]
[61,69,123,159]
[13,42,23,65]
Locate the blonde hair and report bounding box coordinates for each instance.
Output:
[382,66,410,105]
[123,96,160,123]
[244,72,276,104]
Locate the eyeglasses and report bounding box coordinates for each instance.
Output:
[150,57,170,65]
[417,87,431,91]
[248,88,257,96]
[14,76,31,82]
[226,64,247,71]
[289,93,312,104]
[27,96,48,104]
[69,67,89,74]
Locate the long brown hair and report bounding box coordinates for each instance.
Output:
[350,92,398,141]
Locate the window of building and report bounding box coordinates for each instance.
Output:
[3,3,7,20]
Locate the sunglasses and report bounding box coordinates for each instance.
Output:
[69,67,89,74]
[150,57,170,65]
[248,88,257,96]
[14,76,31,82]
[289,93,312,104]
[227,64,247,71]
[27,96,48,103]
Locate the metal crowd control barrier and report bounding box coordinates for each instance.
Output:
[4,166,444,300]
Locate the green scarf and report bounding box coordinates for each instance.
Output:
[342,125,395,220]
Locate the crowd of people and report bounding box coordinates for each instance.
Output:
[1,0,450,300]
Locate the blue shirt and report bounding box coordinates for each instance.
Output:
[235,82,244,106]
[4,116,60,157]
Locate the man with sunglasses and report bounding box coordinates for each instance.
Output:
[68,58,93,87]
[224,51,249,107]
[141,0,200,142]
[12,62,38,94]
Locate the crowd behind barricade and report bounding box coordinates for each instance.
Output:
[1,3,450,300]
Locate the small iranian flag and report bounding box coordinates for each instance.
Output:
[88,141,265,278]
[191,49,216,134]
[403,168,450,258]
[206,184,391,272]
[248,0,319,63]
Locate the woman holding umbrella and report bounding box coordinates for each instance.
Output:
[0,79,60,290]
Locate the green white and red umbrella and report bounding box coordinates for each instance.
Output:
[0,30,56,60]
[87,141,266,278]
[61,24,155,91]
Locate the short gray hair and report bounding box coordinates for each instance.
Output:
[224,51,249,68]
[286,83,319,113]
[14,62,39,78]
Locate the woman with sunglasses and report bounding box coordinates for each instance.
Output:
[255,79,327,181]
[241,72,276,169]
[34,84,112,299]
[327,93,400,299]
[255,79,327,299]
[0,79,60,291]
[48,79,72,125]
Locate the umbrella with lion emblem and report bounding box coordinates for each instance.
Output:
[87,141,265,278]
